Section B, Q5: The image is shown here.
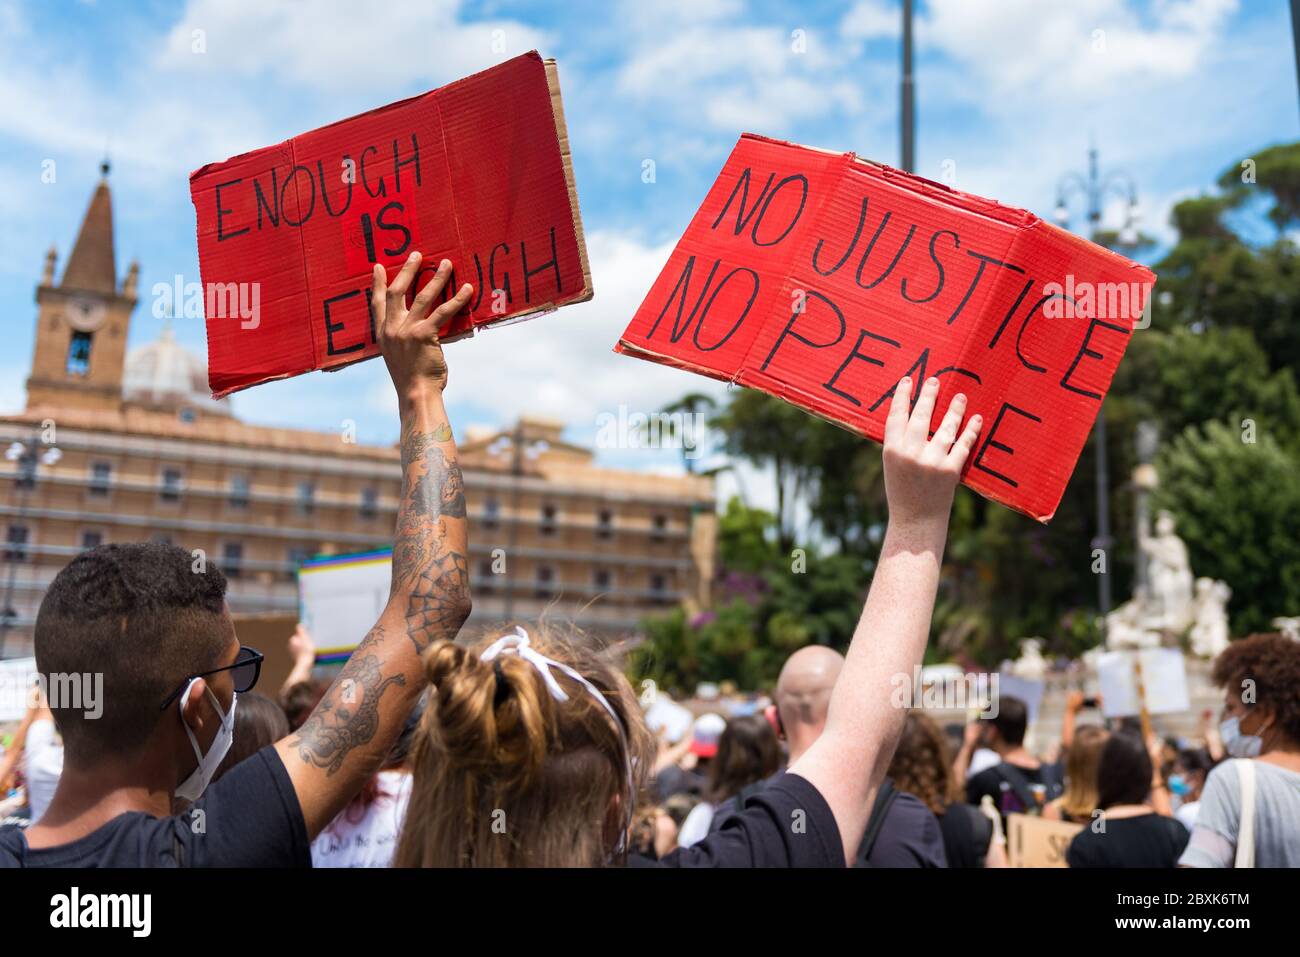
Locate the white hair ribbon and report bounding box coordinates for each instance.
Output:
[480,626,625,733]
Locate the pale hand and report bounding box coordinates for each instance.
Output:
[882,376,982,529]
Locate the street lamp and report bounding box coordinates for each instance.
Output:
[1053,143,1141,624]
[901,0,915,173]
[2,438,61,655]
[488,425,549,621]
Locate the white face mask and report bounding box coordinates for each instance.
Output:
[1219,715,1263,759]
[175,682,237,802]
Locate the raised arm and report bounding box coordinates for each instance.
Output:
[789,376,981,865]
[275,252,474,838]
[279,623,317,697]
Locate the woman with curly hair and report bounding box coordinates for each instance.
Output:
[1180,633,1300,867]
[888,711,1006,867]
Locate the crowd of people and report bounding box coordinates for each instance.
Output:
[632,630,1300,868]
[0,252,1297,869]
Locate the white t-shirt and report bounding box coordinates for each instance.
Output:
[311,770,412,868]
[23,719,63,823]
[967,747,1001,779]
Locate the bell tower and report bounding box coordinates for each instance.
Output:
[27,161,139,412]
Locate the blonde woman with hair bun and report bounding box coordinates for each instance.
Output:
[396,374,984,868]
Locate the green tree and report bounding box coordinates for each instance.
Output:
[710,390,830,552]
[717,496,778,573]
[1153,420,1300,634]
[642,392,716,473]
[1217,141,1300,233]
[1152,143,1300,373]
[1113,326,1300,450]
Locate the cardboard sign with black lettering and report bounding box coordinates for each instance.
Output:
[1007,813,1084,867]
[191,51,592,398]
[615,134,1156,521]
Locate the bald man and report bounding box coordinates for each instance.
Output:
[710,646,947,868]
[775,646,845,764]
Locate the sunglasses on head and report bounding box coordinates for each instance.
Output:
[159,645,264,711]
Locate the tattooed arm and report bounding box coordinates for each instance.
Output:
[275,252,474,839]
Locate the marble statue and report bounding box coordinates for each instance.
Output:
[1009,638,1048,682]
[1139,510,1196,633]
[1104,598,1161,650]
[1273,617,1300,643]
[1102,509,1233,658]
[1189,577,1232,659]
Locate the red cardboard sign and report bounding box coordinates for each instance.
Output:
[616,134,1156,522]
[191,52,593,398]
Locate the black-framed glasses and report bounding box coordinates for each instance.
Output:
[159,645,264,711]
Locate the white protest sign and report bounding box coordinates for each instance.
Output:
[297,550,392,663]
[996,674,1047,725]
[644,696,694,743]
[1096,648,1190,718]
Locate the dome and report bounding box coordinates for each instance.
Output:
[123,326,231,416]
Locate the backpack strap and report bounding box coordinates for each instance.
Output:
[856,779,899,865]
[994,764,1041,812]
[1234,759,1256,869]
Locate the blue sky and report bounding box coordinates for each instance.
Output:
[0,0,1296,500]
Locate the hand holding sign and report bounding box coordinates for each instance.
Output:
[371,252,473,398]
[883,376,982,530]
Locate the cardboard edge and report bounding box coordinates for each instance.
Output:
[190,52,549,184]
[544,58,594,305]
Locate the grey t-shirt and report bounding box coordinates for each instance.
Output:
[1179,758,1300,868]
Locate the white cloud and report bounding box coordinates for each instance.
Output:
[916,0,1239,100]
[439,230,727,427]
[841,0,899,42]
[158,0,551,93]
[615,23,865,133]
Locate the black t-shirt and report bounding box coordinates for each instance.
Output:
[938,802,993,868]
[708,771,945,867]
[636,773,843,867]
[854,789,947,867]
[966,761,1062,824]
[1066,812,1189,868]
[0,746,310,868]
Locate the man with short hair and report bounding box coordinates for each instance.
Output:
[963,696,1063,828]
[711,645,947,867]
[0,253,474,867]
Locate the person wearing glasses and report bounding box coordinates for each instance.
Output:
[0,253,475,867]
